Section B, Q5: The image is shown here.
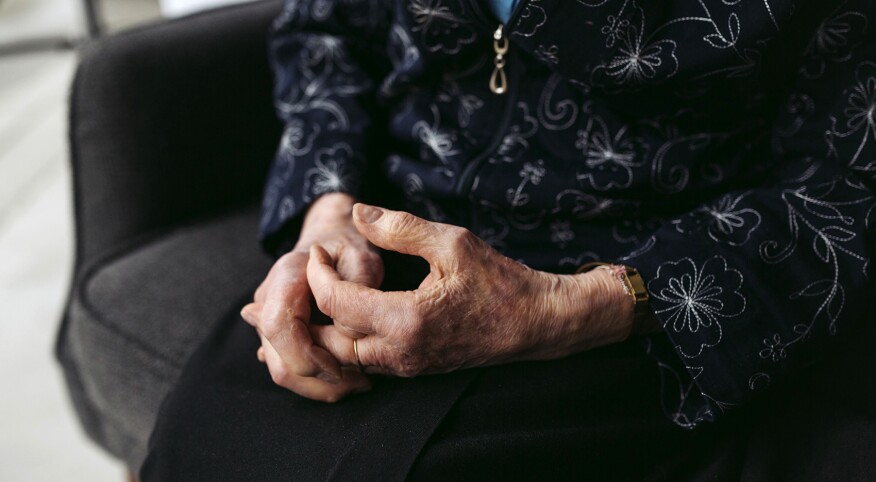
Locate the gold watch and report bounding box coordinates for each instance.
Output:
[576,261,660,337]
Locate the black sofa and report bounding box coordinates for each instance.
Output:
[56,0,281,470]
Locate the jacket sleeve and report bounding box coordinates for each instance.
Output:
[618,18,876,428]
[260,0,393,255]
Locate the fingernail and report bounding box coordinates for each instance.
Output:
[317,371,342,385]
[355,203,383,224]
[309,244,327,261]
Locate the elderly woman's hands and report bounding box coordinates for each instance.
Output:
[243,199,634,402]
[307,204,634,377]
[240,193,378,402]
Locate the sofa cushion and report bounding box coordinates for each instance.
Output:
[63,206,273,470]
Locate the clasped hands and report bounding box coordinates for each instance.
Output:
[240,193,633,402]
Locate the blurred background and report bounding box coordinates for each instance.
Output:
[0,0,251,479]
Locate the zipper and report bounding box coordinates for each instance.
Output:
[455,45,523,197]
[454,1,530,198]
[490,24,509,94]
[469,0,528,95]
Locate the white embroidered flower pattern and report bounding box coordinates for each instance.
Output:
[303,144,356,201]
[535,44,560,65]
[278,196,297,222]
[648,256,746,358]
[408,0,475,54]
[600,14,630,48]
[604,24,678,86]
[842,63,876,134]
[518,161,546,185]
[758,334,788,362]
[413,106,460,174]
[302,34,352,70]
[506,161,546,213]
[673,193,763,246]
[575,116,646,190]
[280,119,320,159]
[826,61,876,172]
[491,103,538,165]
[802,9,869,79]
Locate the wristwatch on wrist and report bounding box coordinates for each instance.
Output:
[576,261,661,338]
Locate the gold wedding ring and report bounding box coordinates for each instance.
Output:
[353,338,362,368]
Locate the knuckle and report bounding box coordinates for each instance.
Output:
[269,365,289,386]
[313,284,334,315]
[447,227,476,252]
[278,250,307,268]
[353,250,377,268]
[260,317,284,340]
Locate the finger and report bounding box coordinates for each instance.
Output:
[307,244,413,335]
[240,303,260,327]
[286,366,372,402]
[260,334,372,401]
[309,324,361,367]
[332,319,368,340]
[248,288,342,382]
[335,250,384,288]
[254,280,267,303]
[241,306,273,365]
[352,204,474,270]
[310,325,392,376]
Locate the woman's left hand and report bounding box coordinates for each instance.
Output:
[307,204,634,377]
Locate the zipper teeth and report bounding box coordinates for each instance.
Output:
[490,24,509,95]
[455,0,530,198]
[456,52,523,197]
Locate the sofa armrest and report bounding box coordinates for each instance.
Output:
[70,0,283,264]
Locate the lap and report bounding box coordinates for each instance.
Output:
[140,314,700,480]
[140,254,876,481]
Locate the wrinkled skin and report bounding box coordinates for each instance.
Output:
[242,194,633,402]
[241,194,380,401]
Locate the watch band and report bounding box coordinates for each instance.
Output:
[576,261,660,338]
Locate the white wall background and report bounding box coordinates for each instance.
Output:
[0,0,162,480]
[159,0,256,17]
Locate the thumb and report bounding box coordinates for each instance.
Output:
[352,204,453,265]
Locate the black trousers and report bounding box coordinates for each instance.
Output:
[141,255,876,481]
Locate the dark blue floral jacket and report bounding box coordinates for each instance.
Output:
[261,0,876,428]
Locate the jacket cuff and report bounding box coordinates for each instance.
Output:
[259,134,365,257]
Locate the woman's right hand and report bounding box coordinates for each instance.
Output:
[240,193,380,402]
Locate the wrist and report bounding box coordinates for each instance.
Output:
[577,267,635,344]
[518,270,633,360]
[582,263,662,338]
[533,268,634,357]
[303,193,356,229]
[296,193,357,249]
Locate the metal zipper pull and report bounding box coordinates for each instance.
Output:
[489,24,509,95]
